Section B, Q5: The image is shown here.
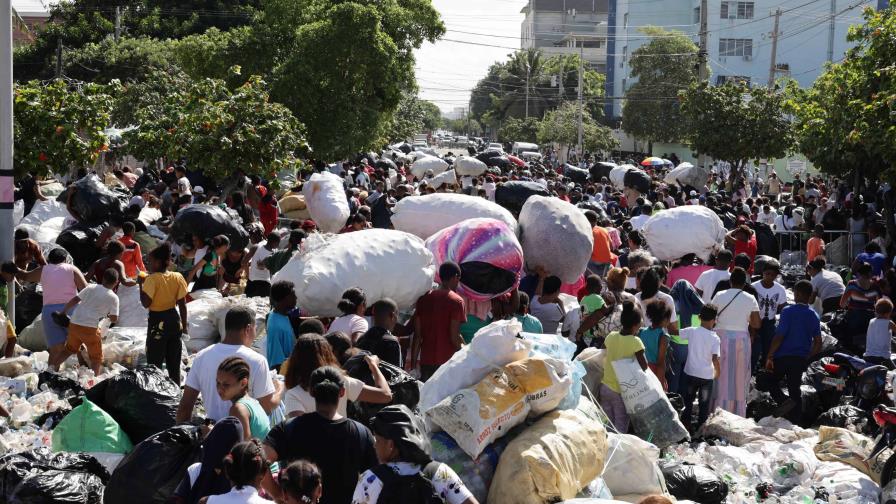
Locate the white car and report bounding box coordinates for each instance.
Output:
[488,143,504,152]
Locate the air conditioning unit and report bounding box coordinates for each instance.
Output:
[743,55,752,61]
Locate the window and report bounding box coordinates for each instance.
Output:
[623,13,629,28]
[721,1,754,19]
[694,6,701,23]
[718,38,753,57]
[579,39,604,48]
[715,75,751,86]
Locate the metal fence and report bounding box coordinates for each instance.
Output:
[773,229,866,267]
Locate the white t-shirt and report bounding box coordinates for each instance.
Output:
[328,314,369,340]
[70,284,119,328]
[695,269,731,304]
[248,242,274,282]
[207,486,267,504]
[283,375,364,417]
[751,280,787,320]
[711,289,760,332]
[758,210,777,227]
[177,176,192,196]
[530,297,566,334]
[681,326,721,380]
[185,343,275,421]
[352,462,474,504]
[635,291,678,323]
[460,175,474,189]
[138,206,162,226]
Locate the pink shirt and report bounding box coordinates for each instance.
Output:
[666,264,712,288]
[41,263,80,305]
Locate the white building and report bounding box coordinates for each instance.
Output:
[606,0,875,118]
[520,0,610,72]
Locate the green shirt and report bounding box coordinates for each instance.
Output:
[460,314,490,344]
[266,248,297,276]
[0,280,8,316]
[581,294,606,343]
[236,396,271,439]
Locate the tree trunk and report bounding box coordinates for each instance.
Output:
[884,187,895,258]
[647,140,653,156]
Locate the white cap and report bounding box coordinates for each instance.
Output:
[194,186,205,194]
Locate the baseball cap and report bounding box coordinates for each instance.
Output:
[301,220,317,231]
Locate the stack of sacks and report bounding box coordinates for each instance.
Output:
[425,218,523,302]
[518,195,592,284]
[455,156,488,177]
[392,193,517,240]
[426,355,573,458]
[169,204,250,250]
[302,171,350,233]
[428,169,457,190]
[643,206,726,262]
[488,398,609,504]
[279,193,310,221]
[522,332,586,412]
[664,162,709,189]
[272,230,434,317]
[612,357,689,449]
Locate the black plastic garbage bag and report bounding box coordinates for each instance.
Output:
[799,384,822,428]
[563,163,589,184]
[495,181,550,215]
[824,310,849,343]
[14,285,42,333]
[375,158,397,171]
[475,150,502,163]
[623,168,651,193]
[753,223,779,258]
[485,156,511,170]
[817,405,876,436]
[169,204,250,250]
[813,333,841,362]
[104,425,202,504]
[577,201,609,222]
[660,461,728,504]
[0,448,109,504]
[590,162,615,182]
[57,174,128,225]
[131,168,159,196]
[38,370,86,399]
[344,353,421,426]
[747,391,778,421]
[86,365,180,444]
[56,222,107,271]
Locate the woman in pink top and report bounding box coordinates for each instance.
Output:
[666,253,712,288]
[19,248,87,364]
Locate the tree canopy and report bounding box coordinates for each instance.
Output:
[537,102,617,154]
[621,27,699,148]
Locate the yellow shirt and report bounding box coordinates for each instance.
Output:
[142,272,188,312]
[602,331,646,393]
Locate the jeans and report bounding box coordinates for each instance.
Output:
[147,309,183,384]
[753,318,776,372]
[681,375,714,430]
[769,356,808,424]
[666,341,690,396]
[599,383,629,433]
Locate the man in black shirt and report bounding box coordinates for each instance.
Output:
[355,298,403,368]
[263,366,377,504]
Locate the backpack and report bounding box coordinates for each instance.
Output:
[370,462,445,504]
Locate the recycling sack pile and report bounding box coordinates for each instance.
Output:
[643,205,727,262]
[301,171,351,233]
[392,192,518,239]
[518,195,593,284]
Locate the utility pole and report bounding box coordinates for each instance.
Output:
[525,65,530,118]
[1,0,15,325]
[577,42,584,157]
[827,0,836,62]
[55,41,62,78]
[697,0,708,169]
[768,8,781,87]
[114,6,122,42]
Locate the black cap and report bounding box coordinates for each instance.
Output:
[371,405,432,465]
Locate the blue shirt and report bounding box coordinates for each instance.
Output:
[515,314,544,334]
[856,252,887,277]
[638,327,665,364]
[266,312,295,368]
[774,304,820,358]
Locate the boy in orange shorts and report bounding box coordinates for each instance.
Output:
[50,268,120,375]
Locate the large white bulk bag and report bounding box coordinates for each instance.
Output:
[643,205,725,262]
[455,156,488,177]
[518,195,593,284]
[392,193,517,240]
[429,169,457,190]
[301,171,350,233]
[609,165,633,189]
[410,156,449,179]
[664,162,709,189]
[272,229,435,317]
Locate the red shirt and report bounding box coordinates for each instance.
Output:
[415,289,466,366]
[733,235,758,273]
[259,201,278,235]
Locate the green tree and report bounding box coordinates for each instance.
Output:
[261,0,444,159]
[123,67,307,179]
[419,100,443,131]
[14,79,117,178]
[680,82,793,187]
[537,102,617,154]
[621,27,699,152]
[497,116,540,143]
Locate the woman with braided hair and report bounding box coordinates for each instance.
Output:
[203,439,269,504]
[217,356,271,440]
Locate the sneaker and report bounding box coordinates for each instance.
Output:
[773,398,796,417]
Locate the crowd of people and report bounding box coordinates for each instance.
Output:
[2,145,894,504]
